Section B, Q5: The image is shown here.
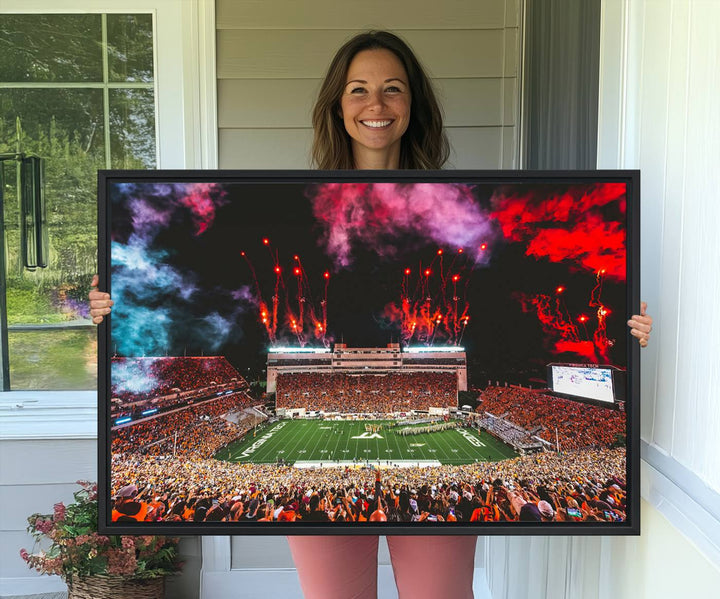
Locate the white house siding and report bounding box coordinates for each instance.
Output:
[486,0,720,597]
[216,0,522,170]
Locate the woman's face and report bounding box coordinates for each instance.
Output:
[340,48,411,167]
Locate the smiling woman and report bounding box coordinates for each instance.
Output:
[311,30,449,170]
[340,49,412,169]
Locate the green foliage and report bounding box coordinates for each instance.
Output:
[6,285,62,324]
[0,13,155,323]
[0,15,103,83]
[20,481,182,583]
[1,111,100,325]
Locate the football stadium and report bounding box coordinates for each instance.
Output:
[110,350,627,525]
[108,180,629,526]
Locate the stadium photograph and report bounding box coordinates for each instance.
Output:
[102,172,636,532]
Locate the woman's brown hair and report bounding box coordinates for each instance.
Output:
[311,31,449,170]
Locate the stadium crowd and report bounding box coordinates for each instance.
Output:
[276,372,456,413]
[111,356,243,410]
[110,448,627,524]
[109,379,629,526]
[111,393,257,459]
[477,386,626,451]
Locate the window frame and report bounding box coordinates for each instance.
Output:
[0,1,217,413]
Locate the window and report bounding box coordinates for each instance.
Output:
[0,13,156,389]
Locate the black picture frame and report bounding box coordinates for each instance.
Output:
[98,169,640,536]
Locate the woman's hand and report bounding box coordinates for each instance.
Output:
[627,301,653,347]
[89,274,113,324]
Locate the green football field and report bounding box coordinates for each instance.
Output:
[214,419,517,466]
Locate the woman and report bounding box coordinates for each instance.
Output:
[90,31,652,598]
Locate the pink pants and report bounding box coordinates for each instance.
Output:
[287,535,477,599]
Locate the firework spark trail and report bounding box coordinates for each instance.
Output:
[383,246,477,347]
[519,293,581,341]
[517,290,595,360]
[589,270,612,359]
[522,292,601,362]
[272,266,281,340]
[488,183,626,362]
[518,277,615,363]
[451,274,460,334]
[241,250,277,344]
[240,241,331,347]
[291,262,305,336]
[436,249,446,288]
[293,256,326,343]
[490,183,627,280]
[258,237,284,340]
[321,271,330,345]
[307,183,495,268]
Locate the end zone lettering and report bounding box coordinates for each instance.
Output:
[239,422,287,458]
[456,428,484,447]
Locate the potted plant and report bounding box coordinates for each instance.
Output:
[20,480,182,599]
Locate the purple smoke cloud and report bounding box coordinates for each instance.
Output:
[306,183,495,267]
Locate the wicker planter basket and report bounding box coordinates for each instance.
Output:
[67,575,164,599]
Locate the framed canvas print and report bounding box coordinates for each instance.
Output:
[98,170,640,535]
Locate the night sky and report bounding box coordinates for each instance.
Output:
[109,178,630,387]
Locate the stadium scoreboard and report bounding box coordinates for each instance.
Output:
[547,363,626,404]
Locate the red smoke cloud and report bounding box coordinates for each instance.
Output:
[554,340,599,362]
[491,183,627,280]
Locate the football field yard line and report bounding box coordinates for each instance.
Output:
[287,421,312,462]
[450,428,479,464]
[435,429,456,463]
[278,421,298,461]
[296,420,320,461]
[338,421,352,461]
[392,428,402,461]
[269,422,291,461]
[308,420,330,461]
[415,433,429,461]
[222,422,260,460]
[437,431,454,463]
[226,421,268,461]
[354,421,373,461]
[287,421,316,462]
[289,421,315,462]
[250,423,273,462]
[330,423,343,460]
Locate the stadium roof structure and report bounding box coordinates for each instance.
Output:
[404,346,465,353]
[267,347,331,354]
